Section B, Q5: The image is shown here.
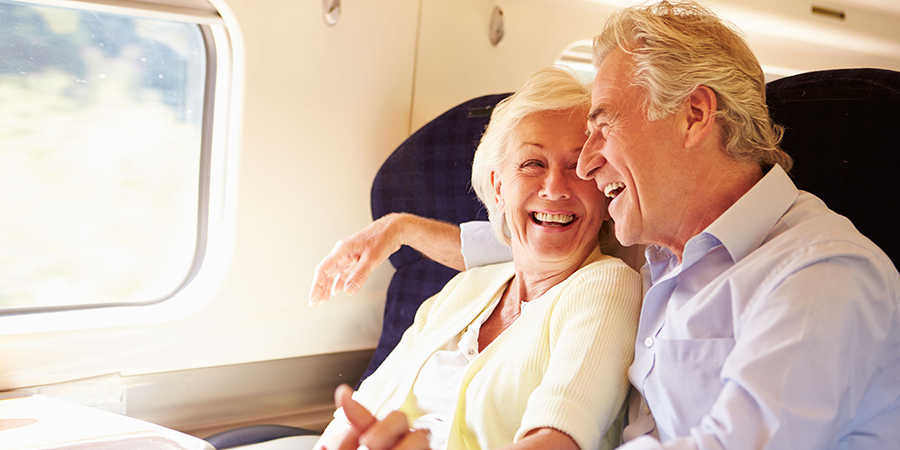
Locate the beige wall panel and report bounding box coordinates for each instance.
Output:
[411,0,618,130]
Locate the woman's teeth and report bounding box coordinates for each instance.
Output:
[604,182,625,198]
[532,212,574,225]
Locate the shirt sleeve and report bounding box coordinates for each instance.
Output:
[619,252,900,450]
[517,261,643,450]
[460,221,512,269]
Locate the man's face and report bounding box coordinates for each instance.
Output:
[576,48,687,248]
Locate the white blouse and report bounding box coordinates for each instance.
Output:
[410,288,541,449]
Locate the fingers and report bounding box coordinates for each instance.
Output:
[342,249,382,297]
[357,411,410,450]
[335,384,376,432]
[309,241,357,307]
[333,427,362,450]
[356,412,429,450]
[309,215,403,307]
[384,428,431,450]
[334,385,429,450]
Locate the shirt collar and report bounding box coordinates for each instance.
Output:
[701,164,798,263]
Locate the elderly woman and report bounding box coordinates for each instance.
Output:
[312,67,641,450]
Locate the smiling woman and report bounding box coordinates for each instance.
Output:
[492,109,609,273]
[313,67,642,450]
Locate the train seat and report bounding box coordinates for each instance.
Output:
[364,93,511,382]
[765,68,899,265]
[204,67,900,449]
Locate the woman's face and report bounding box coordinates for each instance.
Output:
[492,108,609,272]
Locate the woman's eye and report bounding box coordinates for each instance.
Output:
[520,160,545,169]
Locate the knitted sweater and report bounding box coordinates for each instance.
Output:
[319,247,642,450]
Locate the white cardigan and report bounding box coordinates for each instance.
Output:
[318,247,642,450]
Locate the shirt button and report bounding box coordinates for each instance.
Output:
[644,337,654,348]
[467,349,476,356]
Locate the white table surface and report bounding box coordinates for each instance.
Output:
[0,391,214,450]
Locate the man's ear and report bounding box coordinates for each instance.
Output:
[491,170,505,212]
[683,85,718,149]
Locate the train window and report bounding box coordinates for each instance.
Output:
[555,40,596,83]
[0,0,236,330]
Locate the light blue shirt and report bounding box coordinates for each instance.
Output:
[460,165,900,449]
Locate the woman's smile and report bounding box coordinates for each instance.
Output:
[492,108,609,270]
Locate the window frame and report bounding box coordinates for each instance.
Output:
[0,0,242,333]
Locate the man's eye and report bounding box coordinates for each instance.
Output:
[586,122,610,138]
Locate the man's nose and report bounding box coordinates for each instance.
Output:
[576,139,605,181]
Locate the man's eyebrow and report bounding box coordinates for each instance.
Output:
[588,106,610,122]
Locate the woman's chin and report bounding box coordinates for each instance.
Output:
[518,242,594,267]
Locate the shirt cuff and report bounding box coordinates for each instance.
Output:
[460,221,512,269]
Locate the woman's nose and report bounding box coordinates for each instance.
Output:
[540,169,570,200]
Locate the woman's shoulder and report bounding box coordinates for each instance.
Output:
[544,253,643,330]
[455,260,517,284]
[571,253,640,283]
[553,253,642,306]
[427,261,515,307]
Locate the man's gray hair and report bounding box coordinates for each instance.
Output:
[594,0,792,171]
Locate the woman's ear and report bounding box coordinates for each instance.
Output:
[683,85,718,149]
[491,170,505,212]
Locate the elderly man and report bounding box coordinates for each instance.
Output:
[309,1,900,449]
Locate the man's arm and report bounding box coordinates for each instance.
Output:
[308,213,464,306]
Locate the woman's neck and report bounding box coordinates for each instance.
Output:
[477,246,599,352]
[511,245,597,303]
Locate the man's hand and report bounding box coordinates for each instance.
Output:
[308,213,464,307]
[308,214,407,307]
[331,384,431,450]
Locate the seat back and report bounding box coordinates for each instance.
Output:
[766,68,899,266]
[364,94,510,382]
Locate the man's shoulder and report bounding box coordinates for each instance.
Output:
[731,190,899,303]
[766,191,891,267]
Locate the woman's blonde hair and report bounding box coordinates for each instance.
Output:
[471,66,609,245]
[594,0,792,171]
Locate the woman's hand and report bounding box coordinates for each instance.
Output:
[330,384,431,450]
[308,213,464,307]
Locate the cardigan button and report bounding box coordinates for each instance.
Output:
[644,337,654,348]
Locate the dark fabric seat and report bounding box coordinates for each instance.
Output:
[363,93,511,382]
[204,424,318,449]
[766,68,899,266]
